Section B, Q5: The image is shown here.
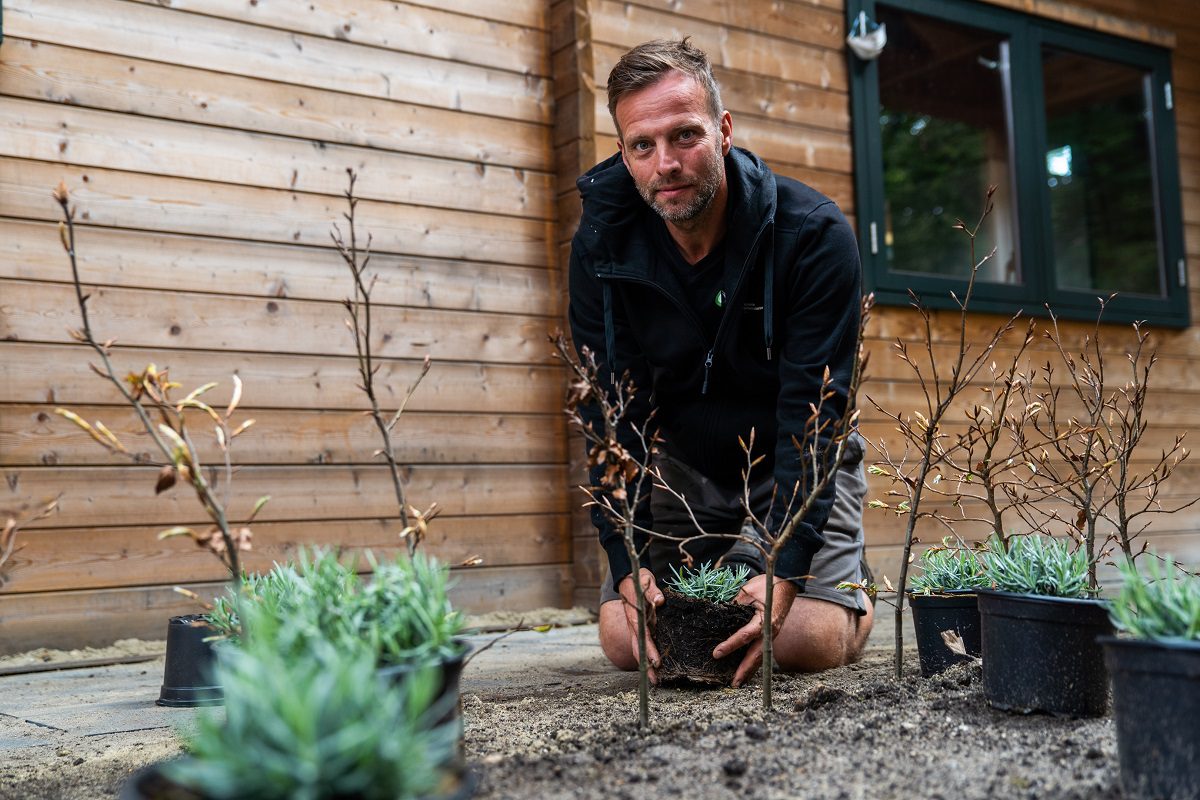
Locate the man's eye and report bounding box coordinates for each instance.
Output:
[678,130,697,142]
[632,141,652,152]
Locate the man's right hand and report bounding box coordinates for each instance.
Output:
[617,567,665,684]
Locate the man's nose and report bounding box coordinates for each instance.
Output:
[654,145,680,176]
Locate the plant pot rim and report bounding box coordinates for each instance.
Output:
[377,636,474,676]
[976,587,1108,607]
[907,588,981,598]
[1099,634,1200,653]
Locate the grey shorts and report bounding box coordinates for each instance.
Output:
[599,431,869,615]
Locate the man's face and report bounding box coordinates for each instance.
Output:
[615,71,732,227]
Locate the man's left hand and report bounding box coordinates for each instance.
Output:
[712,574,798,688]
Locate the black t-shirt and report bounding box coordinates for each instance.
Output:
[651,220,729,344]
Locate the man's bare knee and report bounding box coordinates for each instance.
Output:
[774,594,873,673]
[599,599,638,671]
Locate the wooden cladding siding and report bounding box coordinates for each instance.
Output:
[0,0,569,652]
[558,0,1200,608]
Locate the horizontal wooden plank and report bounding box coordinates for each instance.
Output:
[859,340,1200,394]
[977,0,1177,48]
[591,43,851,133]
[0,38,550,171]
[861,492,1200,548]
[862,376,1200,428]
[2,281,558,365]
[613,0,844,50]
[0,344,566,413]
[0,98,553,220]
[0,220,557,316]
[5,463,570,529]
[123,0,550,78]
[0,563,573,653]
[403,0,547,30]
[4,0,552,123]
[0,514,571,594]
[866,303,1200,359]
[857,419,1200,469]
[0,159,554,268]
[1,405,567,467]
[589,0,848,93]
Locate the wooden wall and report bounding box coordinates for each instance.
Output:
[1,0,1197,650]
[0,0,572,652]
[556,0,1200,607]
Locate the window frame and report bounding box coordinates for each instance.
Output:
[848,0,1189,327]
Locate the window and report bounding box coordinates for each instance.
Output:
[848,0,1188,326]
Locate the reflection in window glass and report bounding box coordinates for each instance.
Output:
[877,6,1019,283]
[1042,47,1162,296]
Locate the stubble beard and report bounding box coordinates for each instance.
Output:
[637,141,724,226]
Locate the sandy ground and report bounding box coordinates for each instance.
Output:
[1,621,1122,800]
[465,649,1119,800]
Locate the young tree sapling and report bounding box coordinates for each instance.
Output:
[51,182,266,583]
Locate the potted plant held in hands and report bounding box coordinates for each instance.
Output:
[978,533,1112,716]
[653,562,754,685]
[907,539,988,676]
[1102,557,1200,800]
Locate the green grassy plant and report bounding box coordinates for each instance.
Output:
[664,561,751,604]
[208,548,464,667]
[166,604,457,800]
[909,539,989,593]
[984,533,1090,598]
[1110,556,1200,641]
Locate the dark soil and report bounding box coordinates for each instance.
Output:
[653,592,755,685]
[465,648,1121,800]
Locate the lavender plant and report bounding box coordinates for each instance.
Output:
[984,533,1090,599]
[664,562,751,604]
[1110,556,1200,641]
[909,539,989,593]
[165,602,458,800]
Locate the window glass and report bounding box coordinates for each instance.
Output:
[877,6,1019,283]
[1042,47,1163,296]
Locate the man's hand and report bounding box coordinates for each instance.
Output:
[712,574,798,688]
[616,567,665,684]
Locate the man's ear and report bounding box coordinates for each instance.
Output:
[617,137,629,169]
[719,111,733,156]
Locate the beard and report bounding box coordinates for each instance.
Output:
[635,141,724,225]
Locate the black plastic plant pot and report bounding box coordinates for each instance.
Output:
[120,761,478,800]
[377,638,474,723]
[1102,636,1200,800]
[157,615,223,708]
[976,588,1112,716]
[908,590,981,677]
[652,590,755,686]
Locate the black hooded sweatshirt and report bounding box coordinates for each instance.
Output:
[568,147,862,592]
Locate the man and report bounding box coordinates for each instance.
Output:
[568,39,873,688]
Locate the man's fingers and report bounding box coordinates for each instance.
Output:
[731,641,764,688]
[628,630,661,679]
[624,609,661,668]
[712,613,763,660]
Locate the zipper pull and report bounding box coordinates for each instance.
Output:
[701,350,714,395]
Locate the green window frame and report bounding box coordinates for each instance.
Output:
[848,0,1189,326]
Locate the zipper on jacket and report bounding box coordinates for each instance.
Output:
[599,216,770,397]
[701,219,772,392]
